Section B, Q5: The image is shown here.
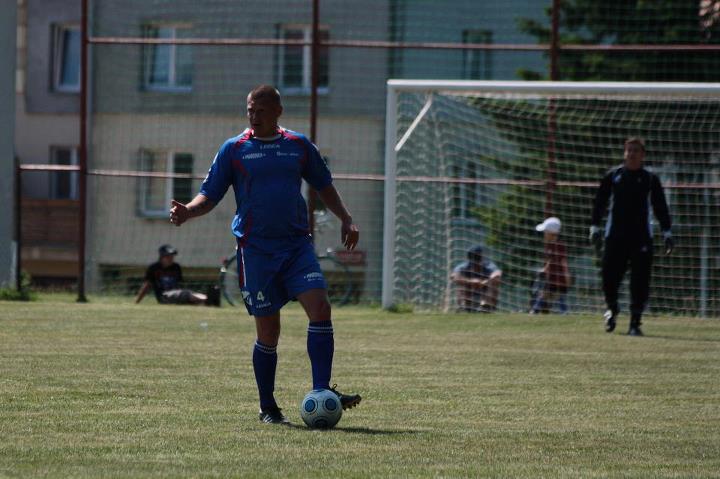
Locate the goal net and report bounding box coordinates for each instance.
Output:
[383,80,720,316]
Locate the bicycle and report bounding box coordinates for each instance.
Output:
[219,211,354,307]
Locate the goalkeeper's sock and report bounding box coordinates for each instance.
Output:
[253,340,278,409]
[307,320,334,390]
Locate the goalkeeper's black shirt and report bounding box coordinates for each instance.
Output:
[591,165,672,244]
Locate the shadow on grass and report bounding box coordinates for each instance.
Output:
[286,424,421,435]
[641,333,720,343]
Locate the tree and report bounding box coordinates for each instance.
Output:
[517,0,720,81]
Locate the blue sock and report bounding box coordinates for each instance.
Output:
[307,320,334,390]
[253,340,277,409]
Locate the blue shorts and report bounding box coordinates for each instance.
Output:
[236,239,327,316]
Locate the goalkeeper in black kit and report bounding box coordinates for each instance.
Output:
[590,138,673,336]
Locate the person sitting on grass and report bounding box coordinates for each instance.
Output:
[135,244,220,306]
[451,245,502,313]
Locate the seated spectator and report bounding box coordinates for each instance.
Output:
[530,217,570,314]
[135,244,220,306]
[451,246,502,312]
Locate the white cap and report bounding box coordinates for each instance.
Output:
[536,217,561,233]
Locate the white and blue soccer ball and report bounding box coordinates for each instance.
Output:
[300,389,342,429]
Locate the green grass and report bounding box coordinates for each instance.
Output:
[1,297,719,478]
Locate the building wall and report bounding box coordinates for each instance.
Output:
[84,0,552,299]
[91,0,390,117]
[25,0,81,114]
[394,0,548,80]
[0,0,18,287]
[86,114,385,297]
[16,0,80,198]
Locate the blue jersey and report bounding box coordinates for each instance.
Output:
[200,127,332,251]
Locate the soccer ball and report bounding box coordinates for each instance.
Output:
[299,389,342,429]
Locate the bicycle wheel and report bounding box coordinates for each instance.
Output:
[220,253,243,307]
[318,255,353,306]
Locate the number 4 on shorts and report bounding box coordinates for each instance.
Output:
[256,291,265,302]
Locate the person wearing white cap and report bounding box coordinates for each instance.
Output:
[530,217,570,314]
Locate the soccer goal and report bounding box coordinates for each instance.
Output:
[383,80,720,316]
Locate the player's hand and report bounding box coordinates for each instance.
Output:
[664,236,674,256]
[170,199,189,226]
[341,219,359,251]
[589,227,602,255]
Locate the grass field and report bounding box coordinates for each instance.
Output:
[1,296,719,478]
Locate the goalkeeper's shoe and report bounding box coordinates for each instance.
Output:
[259,405,290,425]
[603,308,618,333]
[628,316,644,337]
[330,384,362,410]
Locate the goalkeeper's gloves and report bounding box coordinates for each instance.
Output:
[663,231,674,256]
[589,225,603,255]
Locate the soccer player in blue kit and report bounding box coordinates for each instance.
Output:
[169,85,361,424]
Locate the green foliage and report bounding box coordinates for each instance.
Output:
[386,302,414,313]
[518,0,720,81]
[0,272,37,302]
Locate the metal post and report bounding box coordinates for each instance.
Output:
[546,0,560,216]
[77,0,89,302]
[550,0,560,82]
[307,0,320,239]
[14,160,22,291]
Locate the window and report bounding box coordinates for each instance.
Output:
[462,30,493,80]
[278,25,329,94]
[452,163,480,219]
[142,25,193,91]
[50,146,78,199]
[138,150,194,217]
[53,24,80,92]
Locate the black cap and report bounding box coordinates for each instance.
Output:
[468,245,483,259]
[158,244,178,257]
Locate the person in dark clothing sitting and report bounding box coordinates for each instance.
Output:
[135,244,220,306]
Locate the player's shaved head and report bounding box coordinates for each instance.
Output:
[624,136,645,171]
[624,137,645,152]
[248,85,282,106]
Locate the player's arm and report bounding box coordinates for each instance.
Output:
[170,194,216,227]
[135,280,151,304]
[316,184,359,251]
[590,172,612,232]
[589,171,612,248]
[650,174,673,254]
[170,140,233,226]
[450,271,482,287]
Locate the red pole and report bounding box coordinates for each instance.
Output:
[77,0,88,302]
[14,159,22,291]
[546,0,560,217]
[308,0,320,239]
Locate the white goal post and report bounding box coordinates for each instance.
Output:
[382,80,720,314]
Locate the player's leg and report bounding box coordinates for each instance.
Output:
[481,277,500,311]
[187,291,207,304]
[285,240,361,410]
[456,285,474,312]
[239,245,291,424]
[602,240,629,331]
[253,312,288,423]
[628,245,653,336]
[296,288,333,390]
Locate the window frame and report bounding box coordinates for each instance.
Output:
[462,30,493,80]
[49,146,79,200]
[142,23,193,92]
[277,24,329,95]
[138,150,194,218]
[52,23,81,93]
